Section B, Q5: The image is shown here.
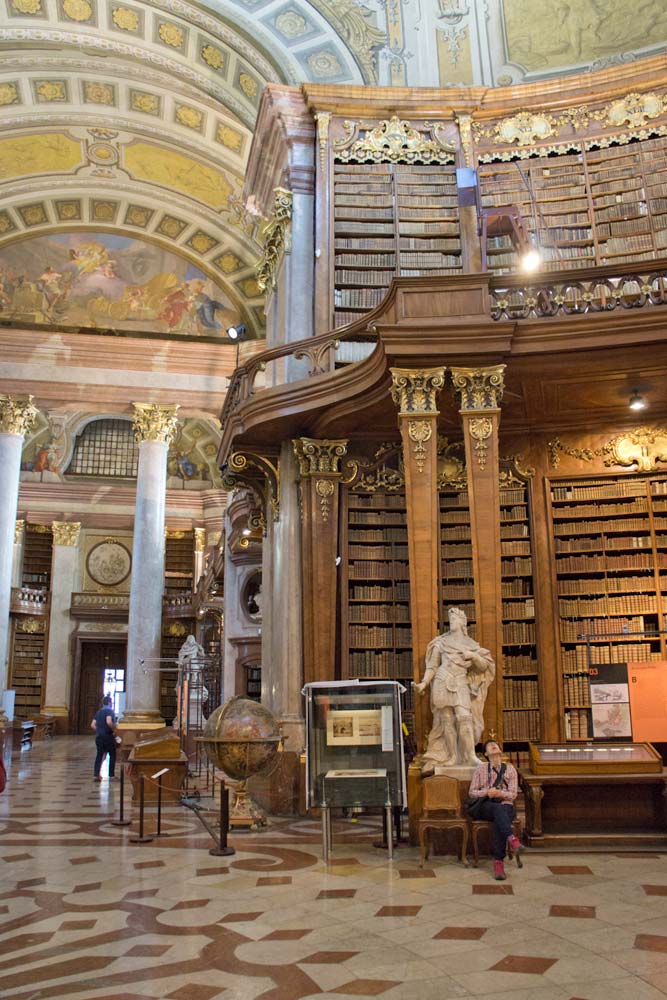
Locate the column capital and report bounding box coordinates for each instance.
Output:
[194,527,206,552]
[292,437,348,477]
[132,403,179,444]
[451,365,506,410]
[0,394,38,436]
[52,521,81,546]
[15,519,25,544]
[390,367,446,414]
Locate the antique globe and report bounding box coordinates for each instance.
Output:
[199,696,281,828]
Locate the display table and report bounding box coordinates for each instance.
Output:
[322,769,393,861]
[521,744,667,848]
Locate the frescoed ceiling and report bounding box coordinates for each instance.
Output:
[1,0,666,340]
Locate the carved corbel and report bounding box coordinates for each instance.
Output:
[222,450,280,521]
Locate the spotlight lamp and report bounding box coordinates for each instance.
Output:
[226,324,247,341]
[629,389,647,411]
[520,246,542,273]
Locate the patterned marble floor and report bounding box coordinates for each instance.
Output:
[1,737,667,1000]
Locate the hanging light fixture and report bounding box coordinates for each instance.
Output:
[629,389,647,411]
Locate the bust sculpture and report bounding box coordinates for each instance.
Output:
[415,607,495,771]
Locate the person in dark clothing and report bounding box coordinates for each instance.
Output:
[91,695,117,781]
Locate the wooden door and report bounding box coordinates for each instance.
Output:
[76,642,126,733]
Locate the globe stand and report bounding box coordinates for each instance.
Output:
[229,781,268,830]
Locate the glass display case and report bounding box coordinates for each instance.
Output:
[528,741,663,775]
[303,680,407,810]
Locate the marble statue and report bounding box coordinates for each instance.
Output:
[415,607,495,770]
[175,635,208,730]
[177,634,205,670]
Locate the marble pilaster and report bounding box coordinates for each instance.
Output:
[43,522,81,724]
[121,403,179,727]
[0,395,37,726]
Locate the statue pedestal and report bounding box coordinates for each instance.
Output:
[432,764,477,780]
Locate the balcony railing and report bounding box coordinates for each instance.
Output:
[70,591,194,620]
[10,587,49,616]
[219,260,667,438]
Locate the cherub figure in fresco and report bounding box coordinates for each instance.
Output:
[32,439,59,474]
[69,242,111,276]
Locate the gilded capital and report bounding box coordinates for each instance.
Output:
[52,521,81,546]
[293,438,348,477]
[451,365,506,410]
[390,367,446,414]
[0,394,38,437]
[132,403,179,445]
[194,527,206,552]
[15,519,25,544]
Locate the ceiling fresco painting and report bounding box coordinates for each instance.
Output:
[0,232,241,337]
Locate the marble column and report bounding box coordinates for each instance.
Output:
[12,519,25,588]
[43,522,81,726]
[121,403,179,727]
[451,365,506,740]
[0,395,37,727]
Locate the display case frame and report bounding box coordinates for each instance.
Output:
[528,741,662,775]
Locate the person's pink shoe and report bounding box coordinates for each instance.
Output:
[493,860,506,880]
[507,834,524,867]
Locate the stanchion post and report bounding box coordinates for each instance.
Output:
[209,778,235,857]
[111,765,131,828]
[130,773,153,844]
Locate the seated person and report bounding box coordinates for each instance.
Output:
[467,738,522,880]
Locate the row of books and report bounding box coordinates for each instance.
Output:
[559,593,657,615]
[554,516,648,534]
[563,671,591,706]
[503,621,536,644]
[503,678,539,708]
[503,710,540,741]
[349,604,410,623]
[501,598,535,618]
[349,544,408,559]
[564,708,590,739]
[503,653,538,674]
[560,616,645,641]
[350,528,406,541]
[349,584,407,600]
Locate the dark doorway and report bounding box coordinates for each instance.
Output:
[76,641,126,733]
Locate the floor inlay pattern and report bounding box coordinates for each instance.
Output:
[1,737,667,999]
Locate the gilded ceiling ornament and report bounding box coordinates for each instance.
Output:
[307,50,343,78]
[308,0,386,84]
[111,6,139,31]
[0,212,15,233]
[132,403,179,445]
[256,187,292,291]
[83,81,114,105]
[215,252,241,273]
[125,205,152,227]
[451,365,505,410]
[131,91,159,114]
[158,21,184,47]
[293,438,348,477]
[0,83,18,106]
[606,91,665,128]
[15,520,25,544]
[56,201,81,220]
[36,81,66,101]
[157,216,186,238]
[315,112,331,171]
[188,232,216,253]
[201,43,225,70]
[11,0,42,13]
[315,479,335,521]
[20,204,47,226]
[52,521,81,546]
[408,419,432,473]
[194,527,206,552]
[176,105,203,129]
[216,124,243,151]
[0,394,38,436]
[239,277,260,298]
[238,72,258,98]
[338,116,454,164]
[390,367,446,414]
[468,416,493,470]
[92,201,116,221]
[62,0,92,21]
[275,9,308,37]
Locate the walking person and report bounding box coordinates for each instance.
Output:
[91,695,117,782]
[467,739,522,880]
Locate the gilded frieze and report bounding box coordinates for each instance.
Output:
[549,427,667,473]
[335,116,455,164]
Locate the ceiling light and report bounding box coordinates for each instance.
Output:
[226,324,247,341]
[520,248,542,273]
[629,389,647,411]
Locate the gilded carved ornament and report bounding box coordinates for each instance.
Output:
[15,520,25,544]
[132,403,179,445]
[451,366,505,410]
[222,451,280,521]
[315,112,331,172]
[293,438,348,477]
[194,527,206,552]
[407,419,432,473]
[308,0,386,85]
[256,187,292,292]
[18,617,44,634]
[315,479,335,522]
[0,394,38,437]
[52,521,81,546]
[335,117,456,164]
[549,427,667,473]
[390,367,446,414]
[468,416,493,470]
[455,114,474,168]
[343,442,405,493]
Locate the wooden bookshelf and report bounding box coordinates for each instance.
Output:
[22,525,52,589]
[332,161,461,327]
[10,622,46,720]
[478,134,667,274]
[549,473,667,740]
[245,665,261,701]
[341,486,414,728]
